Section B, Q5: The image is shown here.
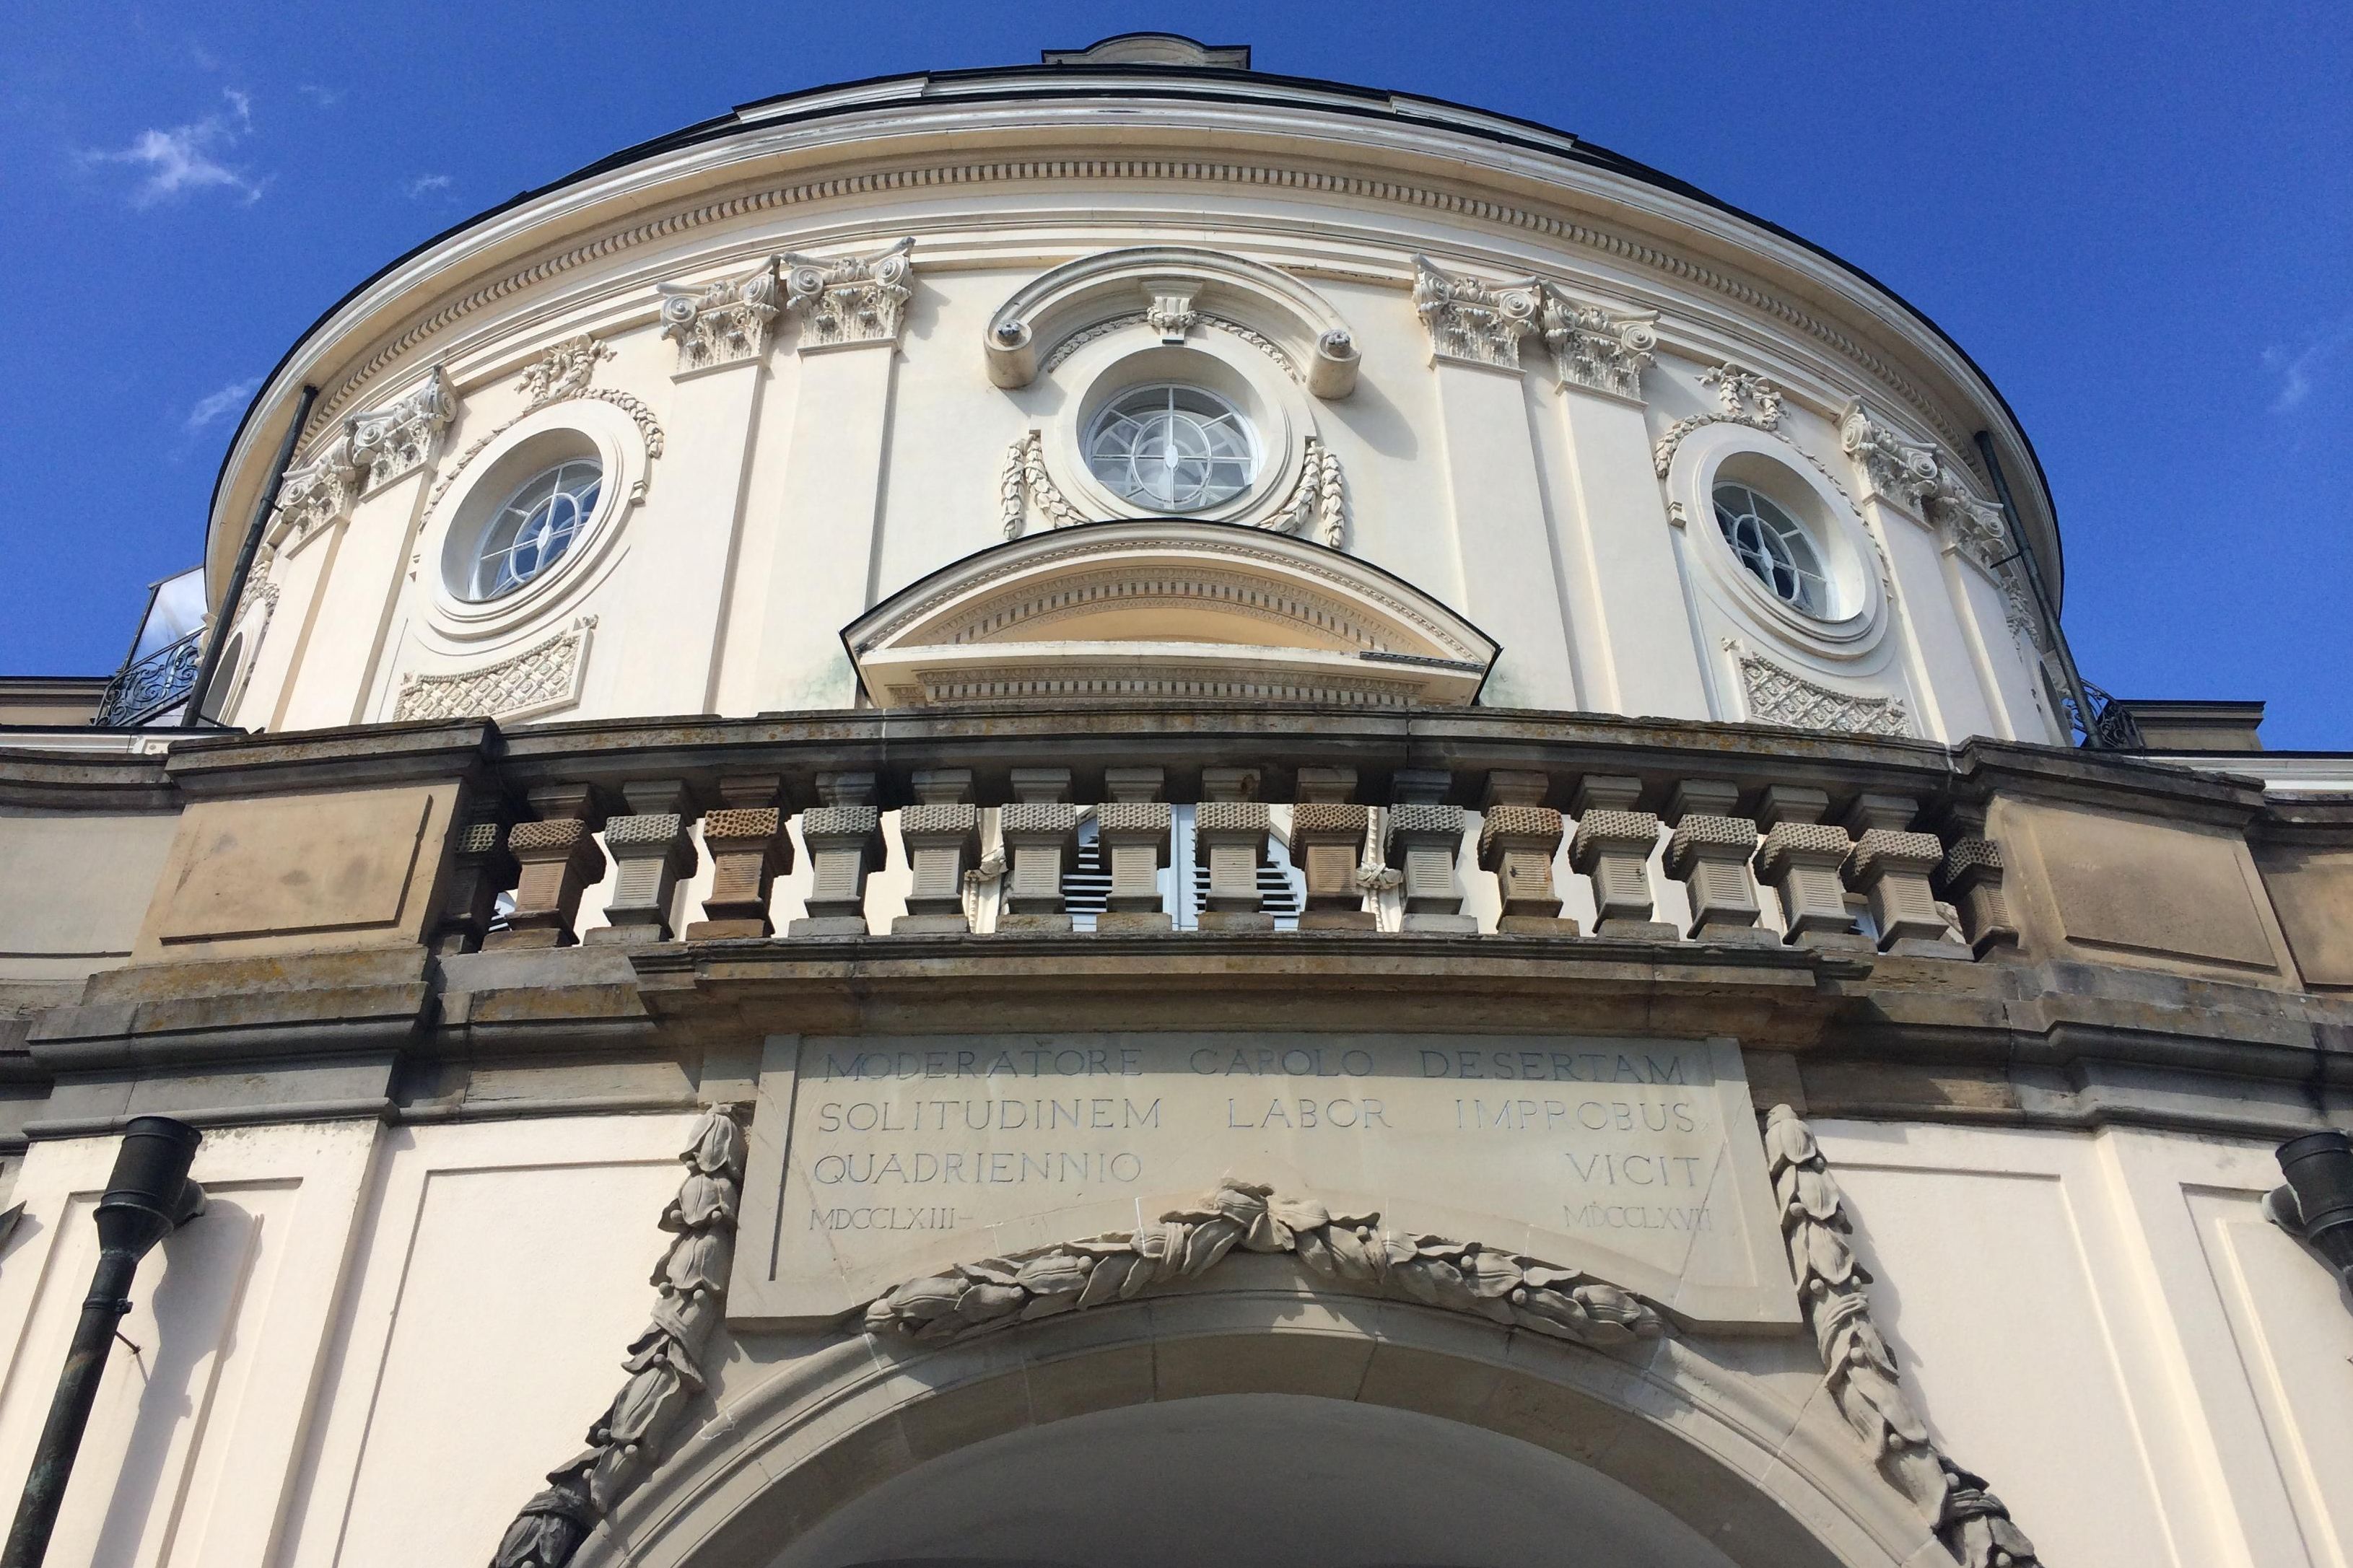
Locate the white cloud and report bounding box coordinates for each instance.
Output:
[403,172,455,200]
[85,89,266,207]
[2263,317,2353,413]
[184,377,260,434]
[297,83,343,108]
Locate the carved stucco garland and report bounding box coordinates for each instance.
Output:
[1765,1107,2045,1568]
[489,1107,745,1568]
[999,432,1347,550]
[424,335,665,518]
[861,1176,1667,1348]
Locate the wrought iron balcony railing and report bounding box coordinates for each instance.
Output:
[93,628,204,727]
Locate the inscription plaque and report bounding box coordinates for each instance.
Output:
[728,1032,1799,1331]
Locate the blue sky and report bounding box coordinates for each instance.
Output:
[3,2,2347,744]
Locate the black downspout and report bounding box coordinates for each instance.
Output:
[181,385,318,728]
[1973,430,2103,748]
[1,1118,205,1568]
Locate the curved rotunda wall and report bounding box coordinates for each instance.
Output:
[208,60,2065,748]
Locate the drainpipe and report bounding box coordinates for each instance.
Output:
[182,385,318,728]
[2268,1131,2353,1293]
[1,1118,205,1568]
[1972,431,2105,748]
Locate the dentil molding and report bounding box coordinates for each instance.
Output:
[294,154,1985,468]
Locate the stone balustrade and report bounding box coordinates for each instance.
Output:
[427,716,2046,960]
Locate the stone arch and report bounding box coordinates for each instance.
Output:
[983,246,1360,397]
[843,519,1499,708]
[581,1274,1941,1568]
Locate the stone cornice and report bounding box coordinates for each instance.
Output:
[208,98,2054,590]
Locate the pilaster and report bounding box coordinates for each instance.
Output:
[1414,257,1579,710]
[642,263,777,713]
[750,239,917,710]
[1544,289,1709,719]
[1840,400,1999,741]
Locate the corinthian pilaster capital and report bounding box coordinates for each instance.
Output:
[272,432,361,541]
[1411,255,1542,370]
[1540,289,1657,400]
[1839,398,1941,512]
[658,258,783,373]
[782,237,916,349]
[1926,464,2014,571]
[349,367,455,490]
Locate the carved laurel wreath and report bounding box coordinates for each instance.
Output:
[862,1177,1666,1348]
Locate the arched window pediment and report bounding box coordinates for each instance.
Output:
[985,246,1359,398]
[845,521,1497,709]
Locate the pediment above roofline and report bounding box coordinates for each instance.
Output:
[844,520,1498,709]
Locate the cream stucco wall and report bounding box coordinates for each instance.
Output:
[0,1104,2340,1567]
[205,84,2064,750]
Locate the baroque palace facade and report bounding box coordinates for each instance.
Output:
[2,32,2351,1568]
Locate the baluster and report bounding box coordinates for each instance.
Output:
[790,771,881,937]
[998,767,1077,934]
[894,768,979,934]
[488,783,613,949]
[1293,766,1374,932]
[688,774,793,940]
[1568,776,1672,939]
[1662,779,1771,945]
[1387,768,1474,933]
[1196,766,1272,932]
[591,781,699,945]
[1096,766,1172,934]
[1842,794,1970,957]
[1751,786,1867,950]
[430,800,518,956]
[1479,770,1573,935]
[1932,802,2017,956]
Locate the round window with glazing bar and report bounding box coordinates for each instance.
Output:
[1711,481,1829,616]
[462,458,603,602]
[1083,384,1259,512]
